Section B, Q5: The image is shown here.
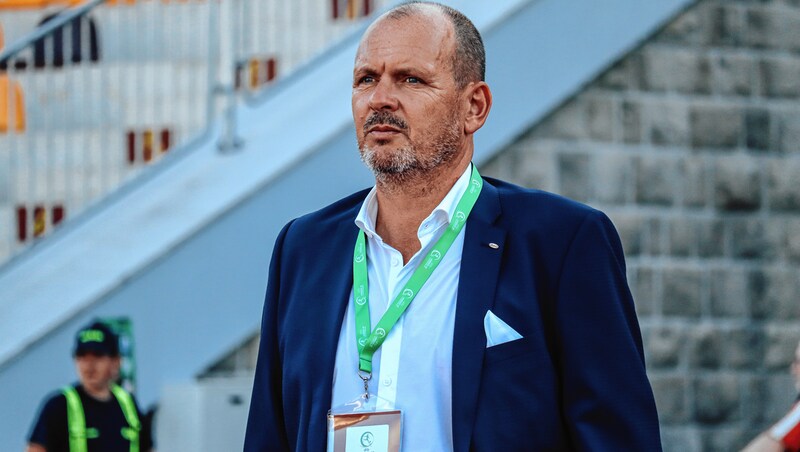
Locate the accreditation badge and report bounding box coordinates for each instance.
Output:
[327,395,401,452]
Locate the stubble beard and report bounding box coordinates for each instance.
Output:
[359,111,462,193]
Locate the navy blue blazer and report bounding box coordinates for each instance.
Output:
[244,177,661,451]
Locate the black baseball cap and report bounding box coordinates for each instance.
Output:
[73,321,120,357]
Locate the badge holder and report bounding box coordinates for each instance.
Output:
[327,373,401,452]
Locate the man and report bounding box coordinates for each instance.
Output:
[26,320,154,452]
[743,340,800,452]
[244,2,660,450]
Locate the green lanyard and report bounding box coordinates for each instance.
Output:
[353,164,483,385]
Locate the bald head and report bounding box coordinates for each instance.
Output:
[373,1,485,89]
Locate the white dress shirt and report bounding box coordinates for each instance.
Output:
[331,164,473,452]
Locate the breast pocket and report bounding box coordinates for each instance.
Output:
[474,335,564,450]
[483,336,535,365]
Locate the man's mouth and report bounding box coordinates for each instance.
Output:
[363,112,408,135]
[368,125,401,134]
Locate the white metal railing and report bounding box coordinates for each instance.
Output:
[0,0,390,266]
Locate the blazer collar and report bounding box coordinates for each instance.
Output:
[452,179,505,452]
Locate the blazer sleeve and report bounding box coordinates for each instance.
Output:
[244,220,295,452]
[554,210,662,450]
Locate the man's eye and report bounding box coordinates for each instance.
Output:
[405,77,421,84]
[358,76,375,84]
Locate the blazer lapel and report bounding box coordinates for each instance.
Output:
[452,179,505,452]
[310,205,362,448]
[320,216,361,359]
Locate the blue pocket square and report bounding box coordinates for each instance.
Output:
[483,310,523,348]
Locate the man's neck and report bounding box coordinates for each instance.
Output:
[82,383,112,401]
[374,153,471,263]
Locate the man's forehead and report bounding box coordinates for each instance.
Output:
[369,3,450,31]
[357,8,454,56]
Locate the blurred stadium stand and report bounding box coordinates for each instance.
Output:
[0,0,713,449]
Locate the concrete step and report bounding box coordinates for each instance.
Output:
[0,124,197,262]
[1,0,371,66]
[0,124,195,199]
[0,204,15,262]
[0,202,69,264]
[1,2,213,62]
[3,61,210,130]
[0,9,53,45]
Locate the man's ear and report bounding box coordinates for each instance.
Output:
[463,81,492,135]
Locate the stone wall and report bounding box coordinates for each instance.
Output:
[482,0,800,450]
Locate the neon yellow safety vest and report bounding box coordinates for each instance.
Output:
[62,384,140,452]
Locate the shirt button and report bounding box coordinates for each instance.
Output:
[392,258,400,267]
[383,377,393,386]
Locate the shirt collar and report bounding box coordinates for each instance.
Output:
[355,163,473,240]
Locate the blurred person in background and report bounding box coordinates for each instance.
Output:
[26,320,154,452]
[742,340,800,452]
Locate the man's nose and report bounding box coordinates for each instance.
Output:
[368,78,399,111]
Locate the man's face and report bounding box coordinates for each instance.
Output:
[75,353,120,393]
[792,342,800,392]
[352,12,465,181]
